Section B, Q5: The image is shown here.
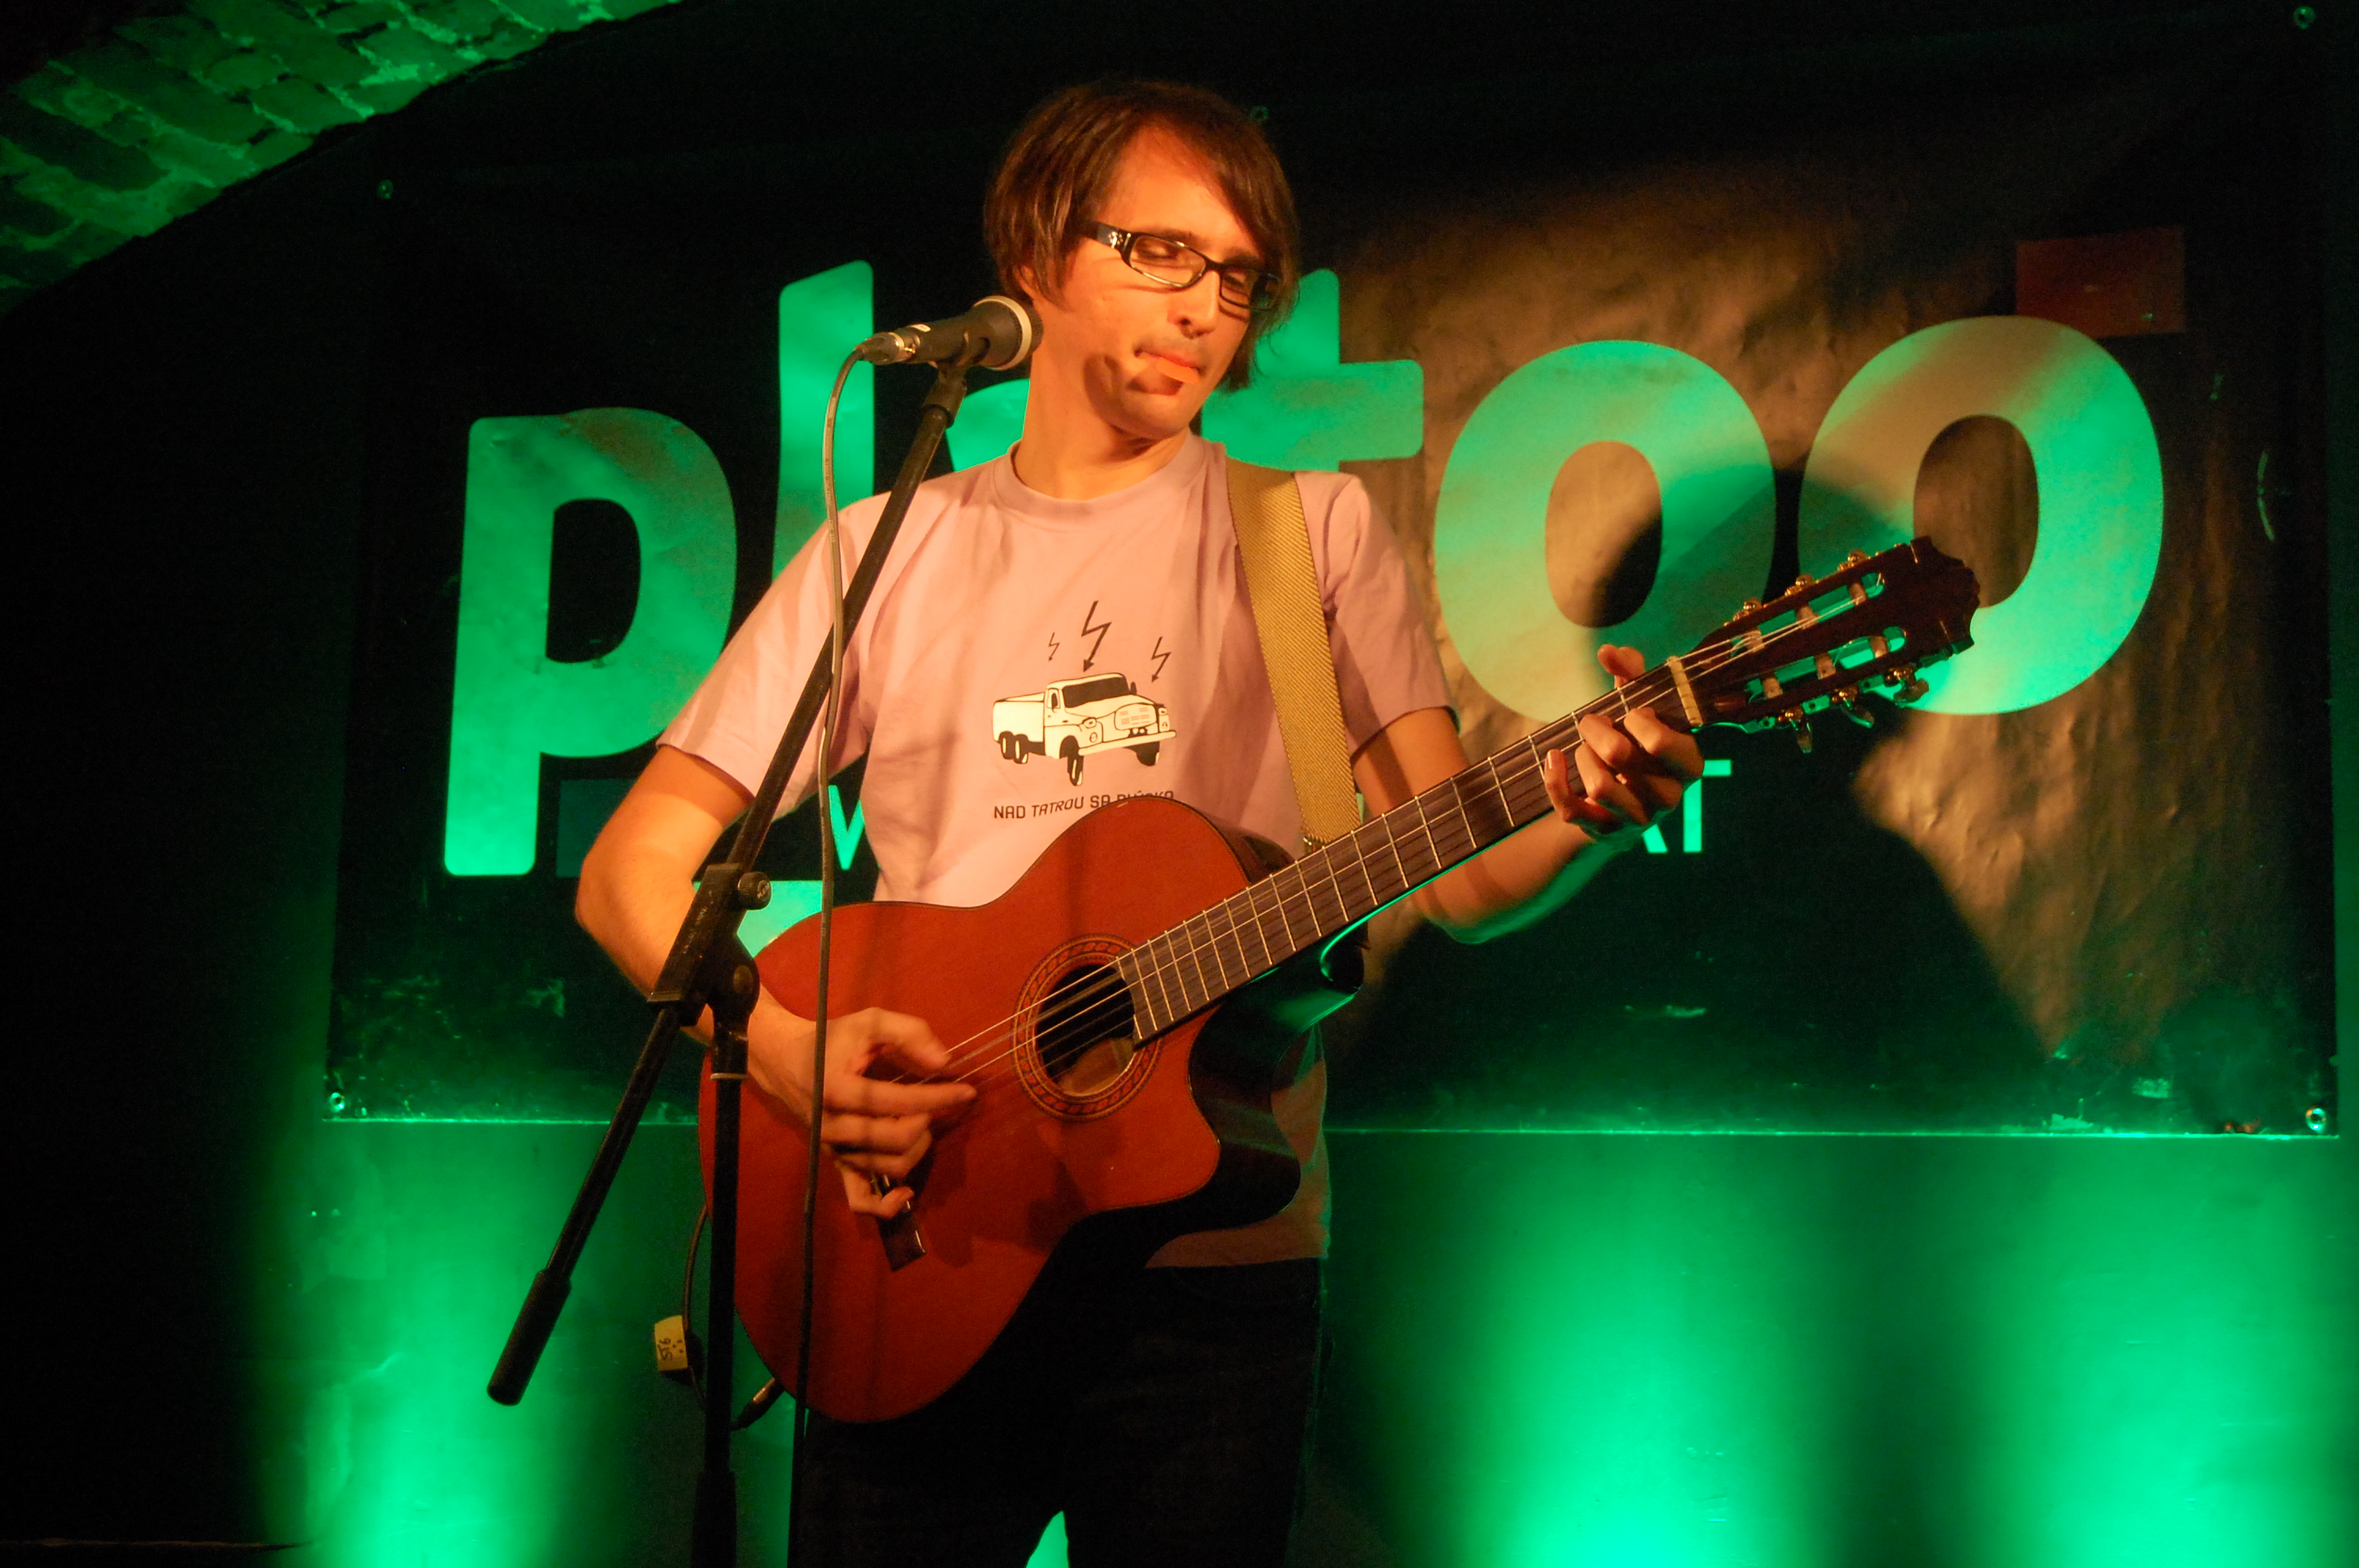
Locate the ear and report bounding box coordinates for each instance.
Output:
[1014,263,1058,314]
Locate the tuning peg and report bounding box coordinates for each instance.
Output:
[1783,713,1813,753]
[1836,687,1874,728]
[1885,665,1929,704]
[1843,550,1869,568]
[1789,572,1816,593]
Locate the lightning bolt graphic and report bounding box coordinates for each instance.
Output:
[1150,635,1172,683]
[1080,600,1112,671]
[1047,630,1060,662]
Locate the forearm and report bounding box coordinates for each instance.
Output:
[575,753,820,1112]
[1413,811,1623,942]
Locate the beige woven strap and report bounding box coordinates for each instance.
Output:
[1226,458,1361,849]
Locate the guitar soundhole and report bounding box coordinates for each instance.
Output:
[1036,964,1138,1095]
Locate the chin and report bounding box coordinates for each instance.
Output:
[1108,395,1202,446]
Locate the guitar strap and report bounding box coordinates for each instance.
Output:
[1224,458,1362,851]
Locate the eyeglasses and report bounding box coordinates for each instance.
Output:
[1087,223,1278,312]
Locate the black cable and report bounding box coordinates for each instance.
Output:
[680,1201,707,1407]
[784,346,862,1564]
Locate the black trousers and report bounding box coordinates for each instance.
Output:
[793,1257,1324,1567]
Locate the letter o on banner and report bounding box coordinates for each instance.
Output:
[1434,342,1775,721]
[1796,316,2163,713]
[446,408,736,875]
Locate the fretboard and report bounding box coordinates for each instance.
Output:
[1114,675,1677,1038]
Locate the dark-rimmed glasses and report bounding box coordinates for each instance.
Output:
[1087,223,1278,312]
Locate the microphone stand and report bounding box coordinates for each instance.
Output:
[488,357,974,1568]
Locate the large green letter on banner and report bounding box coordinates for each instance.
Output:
[1201,270,1422,469]
[1796,316,2162,713]
[445,409,736,875]
[1434,342,1776,720]
[776,262,875,575]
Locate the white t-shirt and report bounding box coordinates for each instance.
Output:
[663,434,1449,1261]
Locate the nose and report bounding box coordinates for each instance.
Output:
[1168,269,1223,336]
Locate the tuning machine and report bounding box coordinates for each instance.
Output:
[1834,686,1874,727]
[1884,665,1930,705]
[1780,713,1813,753]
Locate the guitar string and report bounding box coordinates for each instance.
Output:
[792,578,1937,1179]
[834,590,1915,1138]
[883,592,1913,1122]
[910,594,1910,1116]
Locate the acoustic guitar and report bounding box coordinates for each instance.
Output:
[704,538,1979,1421]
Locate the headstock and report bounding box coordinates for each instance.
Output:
[1667,539,1979,750]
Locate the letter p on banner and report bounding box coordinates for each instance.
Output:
[445,409,735,875]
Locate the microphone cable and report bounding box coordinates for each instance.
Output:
[782,344,863,1560]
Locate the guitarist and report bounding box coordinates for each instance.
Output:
[578,78,1700,1567]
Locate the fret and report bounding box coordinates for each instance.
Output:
[1252,880,1285,970]
[1278,871,1313,956]
[1434,768,1471,862]
[1303,846,1348,933]
[1147,934,1187,1026]
[1269,868,1313,959]
[1204,895,1249,993]
[1329,829,1383,924]
[1139,936,1180,1033]
[1420,777,1472,869]
[1192,909,1239,995]
[1408,788,1445,883]
[1459,761,1518,848]
[1169,914,1216,1009]
[1369,811,1414,908]
[1238,878,1281,975]
[1269,863,1307,950]
[1122,949,1166,1039]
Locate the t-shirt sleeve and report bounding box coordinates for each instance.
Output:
[658,506,878,812]
[1302,470,1452,752]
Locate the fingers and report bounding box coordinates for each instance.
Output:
[1545,644,1704,840]
[1620,703,1705,789]
[838,1163,912,1218]
[843,1007,951,1077]
[763,1003,972,1220]
[1572,724,1651,833]
[1543,744,1627,837]
[820,1105,936,1218]
[1597,641,1647,684]
[825,1073,976,1120]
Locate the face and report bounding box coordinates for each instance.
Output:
[1023,127,1259,445]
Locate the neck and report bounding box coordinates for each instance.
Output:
[1009,356,1195,500]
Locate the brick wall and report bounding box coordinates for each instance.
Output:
[0,0,682,314]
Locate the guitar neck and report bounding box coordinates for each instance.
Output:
[1111,536,1983,1037]
[1116,673,1682,1039]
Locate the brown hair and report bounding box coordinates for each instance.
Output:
[984,80,1300,390]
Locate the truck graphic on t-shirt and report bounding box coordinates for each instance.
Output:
[992,672,1174,786]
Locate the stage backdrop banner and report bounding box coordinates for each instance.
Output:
[329,16,2335,1134]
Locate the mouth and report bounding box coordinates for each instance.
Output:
[1138,348,1202,382]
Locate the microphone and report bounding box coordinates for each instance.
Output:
[856,296,1041,370]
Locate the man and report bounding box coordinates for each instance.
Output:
[578,80,1699,1566]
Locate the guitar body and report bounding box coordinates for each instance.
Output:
[703,795,1341,1423]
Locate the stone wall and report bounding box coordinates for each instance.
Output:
[0,0,683,314]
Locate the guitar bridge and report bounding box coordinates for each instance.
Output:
[873,1151,932,1271]
[877,1207,926,1271]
